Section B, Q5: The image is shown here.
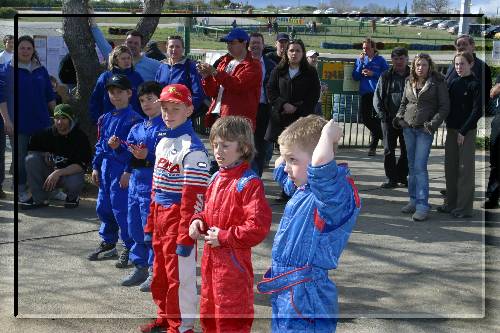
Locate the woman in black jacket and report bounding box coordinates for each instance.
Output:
[265,39,321,143]
[438,51,482,218]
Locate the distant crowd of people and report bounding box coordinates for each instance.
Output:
[1,23,499,333]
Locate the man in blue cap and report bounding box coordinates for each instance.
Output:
[265,32,289,65]
[196,27,262,131]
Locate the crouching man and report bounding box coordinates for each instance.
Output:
[20,104,92,209]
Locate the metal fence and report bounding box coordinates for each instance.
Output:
[321,91,447,148]
[189,56,464,149]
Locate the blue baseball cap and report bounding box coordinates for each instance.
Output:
[220,28,249,42]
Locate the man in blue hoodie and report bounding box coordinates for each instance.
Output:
[352,38,388,156]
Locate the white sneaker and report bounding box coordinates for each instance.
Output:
[51,190,67,201]
[18,191,31,203]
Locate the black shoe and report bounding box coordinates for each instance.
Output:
[64,196,80,209]
[397,178,408,187]
[19,197,49,210]
[436,205,452,213]
[368,147,376,156]
[115,248,131,268]
[451,210,472,218]
[440,189,447,196]
[87,241,117,261]
[380,181,398,189]
[482,199,499,209]
[0,188,6,199]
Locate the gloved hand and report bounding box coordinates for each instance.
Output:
[423,122,434,135]
[144,233,152,248]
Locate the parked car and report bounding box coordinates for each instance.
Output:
[313,9,323,14]
[387,17,401,24]
[379,17,391,23]
[424,19,443,28]
[438,20,458,30]
[448,24,459,34]
[468,24,491,36]
[408,18,428,26]
[399,17,417,25]
[332,94,360,123]
[483,25,500,38]
[324,8,336,14]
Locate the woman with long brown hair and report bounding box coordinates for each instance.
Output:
[393,53,450,221]
[17,35,56,202]
[265,39,321,143]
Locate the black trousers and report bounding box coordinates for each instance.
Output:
[381,121,408,183]
[253,103,272,177]
[360,93,382,149]
[486,137,500,202]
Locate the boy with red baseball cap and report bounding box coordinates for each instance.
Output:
[140,83,210,333]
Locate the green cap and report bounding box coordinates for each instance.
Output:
[53,104,75,123]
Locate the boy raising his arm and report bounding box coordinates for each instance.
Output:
[258,115,361,332]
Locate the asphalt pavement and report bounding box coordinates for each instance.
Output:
[0,139,499,332]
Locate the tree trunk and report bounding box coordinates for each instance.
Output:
[61,0,164,143]
[62,0,101,143]
[136,0,165,47]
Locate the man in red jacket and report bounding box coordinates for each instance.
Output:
[197,28,262,131]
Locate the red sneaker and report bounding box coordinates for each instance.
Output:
[139,319,166,333]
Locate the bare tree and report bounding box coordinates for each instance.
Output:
[61,0,164,140]
[328,0,353,13]
[428,0,449,13]
[411,0,429,13]
[136,0,165,47]
[61,0,101,139]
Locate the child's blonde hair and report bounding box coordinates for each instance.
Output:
[209,116,256,163]
[278,115,335,152]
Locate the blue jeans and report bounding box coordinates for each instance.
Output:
[403,128,433,212]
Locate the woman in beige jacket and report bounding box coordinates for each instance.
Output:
[393,53,450,221]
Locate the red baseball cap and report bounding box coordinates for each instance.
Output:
[159,84,193,106]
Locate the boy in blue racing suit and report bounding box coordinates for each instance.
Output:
[257,115,361,332]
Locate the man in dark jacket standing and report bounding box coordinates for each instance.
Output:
[249,32,276,176]
[265,33,289,65]
[373,47,410,188]
[20,104,92,209]
[445,35,492,115]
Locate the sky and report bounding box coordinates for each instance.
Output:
[238,0,498,15]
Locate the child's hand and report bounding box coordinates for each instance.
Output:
[322,119,343,144]
[91,169,100,186]
[205,227,220,248]
[130,144,148,159]
[312,120,342,167]
[189,219,206,240]
[108,135,120,149]
[119,172,130,188]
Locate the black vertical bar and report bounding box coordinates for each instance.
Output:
[13,12,18,318]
